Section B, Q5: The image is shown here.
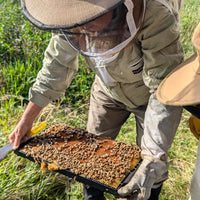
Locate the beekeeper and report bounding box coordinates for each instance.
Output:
[157,22,200,200]
[10,0,184,199]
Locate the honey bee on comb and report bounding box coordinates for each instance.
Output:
[20,123,141,188]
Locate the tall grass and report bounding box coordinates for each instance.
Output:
[0,0,200,200]
[0,0,94,108]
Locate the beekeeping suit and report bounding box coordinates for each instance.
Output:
[157,22,200,200]
[17,0,184,199]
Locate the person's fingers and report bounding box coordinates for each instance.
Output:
[9,132,15,144]
[21,134,31,143]
[135,186,152,200]
[118,180,140,196]
[13,131,23,149]
[9,121,33,149]
[137,169,155,200]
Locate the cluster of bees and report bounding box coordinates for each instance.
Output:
[21,123,141,188]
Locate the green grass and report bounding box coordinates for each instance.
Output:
[0,0,200,199]
[180,0,200,58]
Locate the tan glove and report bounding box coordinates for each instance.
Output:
[189,115,200,140]
[118,157,168,200]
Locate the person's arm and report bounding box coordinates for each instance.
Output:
[118,93,182,199]
[29,33,79,108]
[138,0,184,159]
[140,5,183,91]
[118,0,183,199]
[9,33,79,149]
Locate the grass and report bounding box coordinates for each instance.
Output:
[180,0,200,58]
[0,0,200,199]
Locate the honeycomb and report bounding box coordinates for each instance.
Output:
[21,123,141,188]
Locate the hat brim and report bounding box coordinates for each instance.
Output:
[21,0,124,30]
[157,53,200,106]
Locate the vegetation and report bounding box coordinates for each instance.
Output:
[0,0,200,199]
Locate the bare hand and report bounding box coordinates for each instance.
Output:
[9,101,42,149]
[9,120,33,149]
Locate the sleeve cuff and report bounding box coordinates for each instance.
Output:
[29,88,50,108]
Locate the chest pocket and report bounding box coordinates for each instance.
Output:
[105,55,144,84]
[103,40,144,84]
